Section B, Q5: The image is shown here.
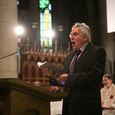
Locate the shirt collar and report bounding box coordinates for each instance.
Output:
[105,83,115,90]
[80,42,89,52]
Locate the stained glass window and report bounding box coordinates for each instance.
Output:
[39,0,52,51]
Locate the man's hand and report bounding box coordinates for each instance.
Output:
[51,86,60,92]
[108,105,114,110]
[44,67,56,79]
[56,74,68,85]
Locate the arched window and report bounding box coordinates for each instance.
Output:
[50,58,55,63]
[39,0,52,52]
[24,65,29,78]
[58,58,62,63]
[38,68,43,78]
[44,57,48,62]
[30,56,35,61]
[31,65,36,78]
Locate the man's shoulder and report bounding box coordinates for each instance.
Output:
[88,43,104,50]
[101,84,115,92]
[67,42,105,57]
[112,84,115,89]
[88,43,106,54]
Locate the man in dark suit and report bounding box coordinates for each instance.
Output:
[44,22,106,115]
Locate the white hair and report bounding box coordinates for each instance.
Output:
[72,22,91,42]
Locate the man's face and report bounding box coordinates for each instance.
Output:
[70,27,88,51]
[102,77,112,88]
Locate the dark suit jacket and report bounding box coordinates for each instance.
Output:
[50,42,106,115]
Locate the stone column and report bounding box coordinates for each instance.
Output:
[0,0,18,78]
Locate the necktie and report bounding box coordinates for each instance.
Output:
[69,50,81,74]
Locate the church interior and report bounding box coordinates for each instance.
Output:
[17,0,115,85]
[0,0,115,115]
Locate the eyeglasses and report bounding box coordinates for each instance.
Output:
[69,32,78,38]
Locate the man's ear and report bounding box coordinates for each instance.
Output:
[110,79,112,83]
[84,35,88,42]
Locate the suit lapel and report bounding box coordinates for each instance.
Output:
[73,43,93,71]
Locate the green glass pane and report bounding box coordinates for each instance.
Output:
[39,0,49,9]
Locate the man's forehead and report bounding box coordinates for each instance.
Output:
[71,27,81,33]
[103,77,108,80]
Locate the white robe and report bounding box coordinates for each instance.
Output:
[50,99,63,115]
[101,84,115,115]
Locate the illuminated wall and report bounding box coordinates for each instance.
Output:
[39,0,52,50]
[106,0,115,33]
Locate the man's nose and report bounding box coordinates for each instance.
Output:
[70,36,74,40]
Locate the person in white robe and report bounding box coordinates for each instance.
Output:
[101,74,115,115]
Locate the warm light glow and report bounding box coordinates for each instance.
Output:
[45,30,54,38]
[15,26,24,35]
